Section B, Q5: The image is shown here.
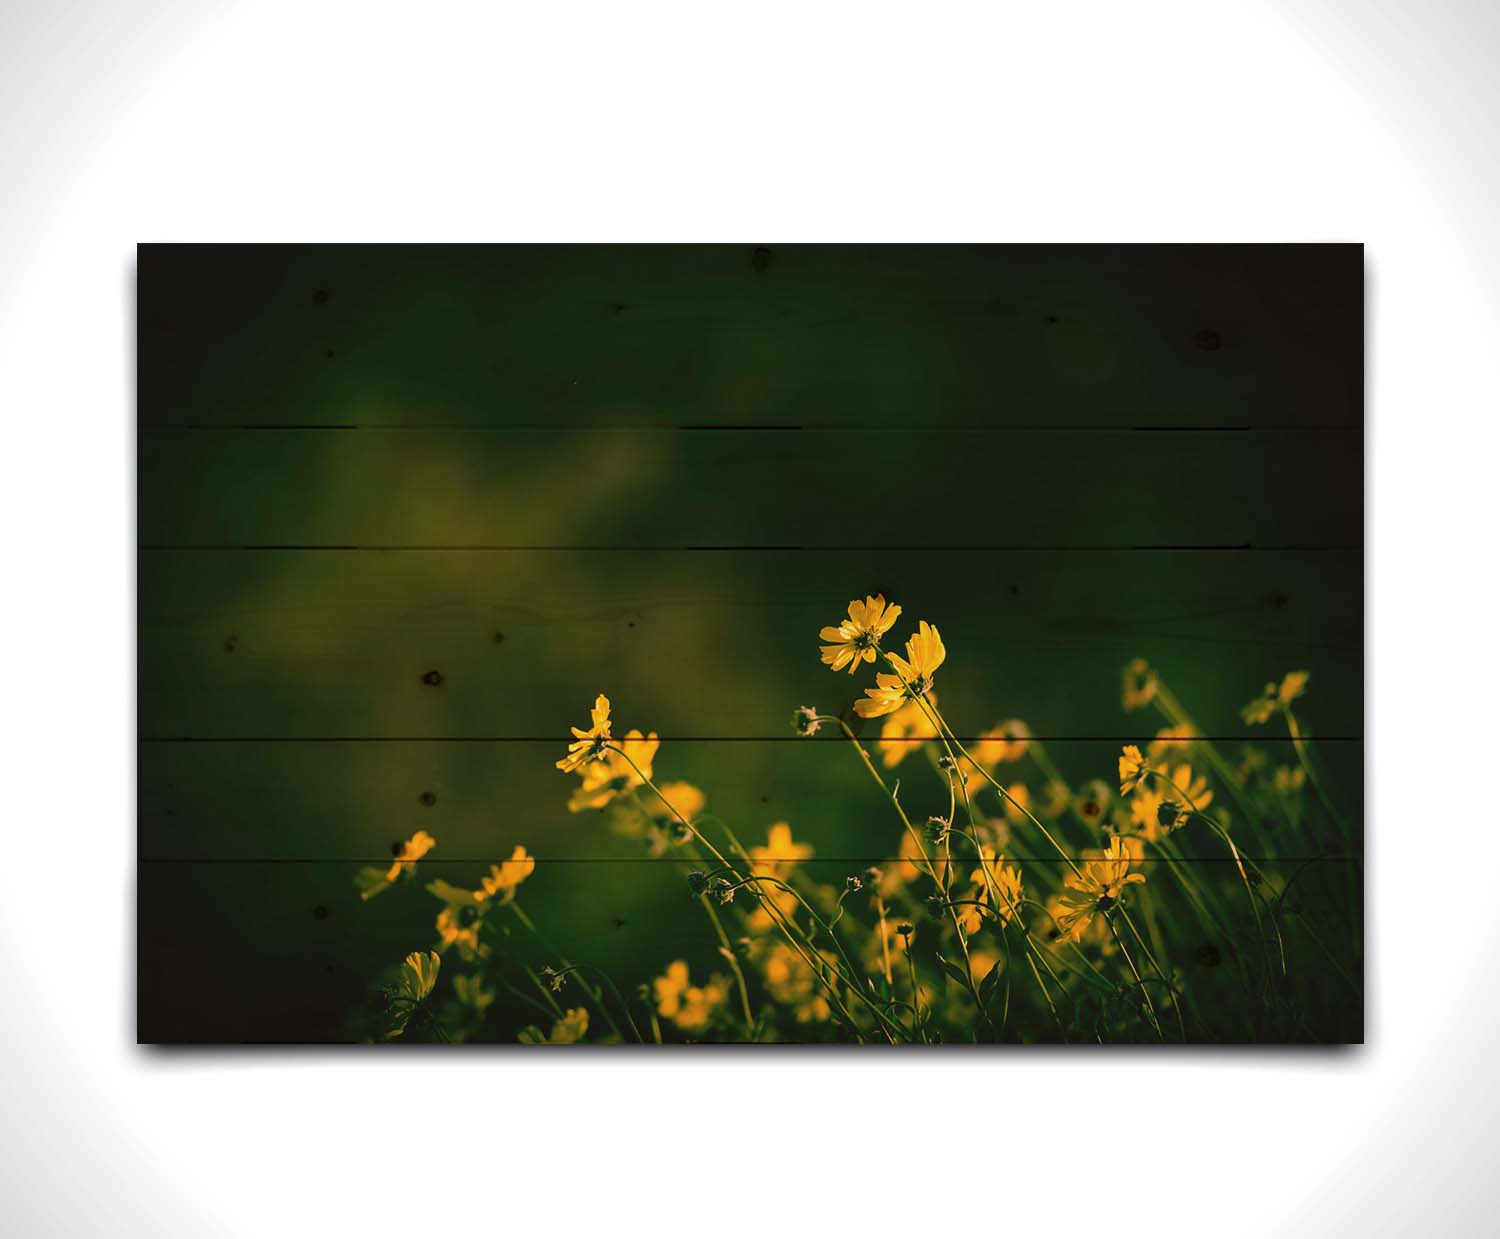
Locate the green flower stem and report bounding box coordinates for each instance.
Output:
[831,718,993,1036]
[909,690,1084,880]
[1110,917,1165,1040]
[1149,677,1271,851]
[1285,708,1353,839]
[718,871,908,1042]
[609,760,757,1033]
[1148,768,1286,995]
[507,900,627,1042]
[611,744,893,1042]
[1119,909,1188,1040]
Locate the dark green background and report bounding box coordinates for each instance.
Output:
[136,244,1362,1042]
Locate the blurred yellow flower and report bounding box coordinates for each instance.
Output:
[354,829,437,900]
[649,780,705,823]
[428,879,489,960]
[452,973,494,1014]
[961,721,1027,795]
[877,829,925,898]
[1147,723,1198,758]
[1242,670,1310,725]
[750,821,813,877]
[478,845,536,901]
[984,719,1032,764]
[653,961,729,1034]
[819,594,903,674]
[877,698,939,768]
[1036,778,1071,821]
[567,730,659,811]
[1274,765,1306,795]
[995,781,1031,827]
[1052,838,1146,943]
[854,621,946,719]
[519,1007,589,1044]
[1122,658,1158,711]
[747,821,813,929]
[1073,778,1113,829]
[557,693,613,772]
[758,941,832,1024]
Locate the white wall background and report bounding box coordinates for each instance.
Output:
[1,1,1494,1234]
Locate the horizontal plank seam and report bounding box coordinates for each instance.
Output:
[137,423,1361,435]
[137,855,1362,864]
[137,543,1362,552]
[137,734,1363,743]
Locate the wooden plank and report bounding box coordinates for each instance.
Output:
[140,735,1361,863]
[137,426,1360,548]
[139,849,1362,1042]
[138,546,1361,738]
[137,243,1362,430]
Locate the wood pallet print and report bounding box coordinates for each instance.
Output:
[136,243,1363,1045]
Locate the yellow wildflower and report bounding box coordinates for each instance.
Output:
[556,693,612,772]
[386,950,441,1038]
[1129,784,1168,838]
[1242,670,1310,725]
[478,845,536,902]
[960,722,1026,795]
[877,697,939,768]
[819,593,903,674]
[1147,723,1198,758]
[653,961,729,1034]
[1128,762,1212,840]
[653,781,706,823]
[987,719,1032,763]
[959,850,1024,935]
[1118,744,1151,794]
[567,729,659,812]
[519,1007,589,1044]
[1039,893,1118,957]
[750,821,813,877]
[452,973,494,1014]
[354,829,437,900]
[428,879,489,960]
[758,941,832,1024]
[747,822,813,930]
[1051,838,1146,943]
[854,620,946,719]
[1274,765,1306,794]
[1122,658,1158,711]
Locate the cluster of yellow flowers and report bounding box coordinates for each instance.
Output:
[348,591,1344,1044]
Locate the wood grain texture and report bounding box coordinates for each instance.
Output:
[139,546,1360,738]
[136,244,1364,1043]
[138,426,1359,549]
[138,243,1361,430]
